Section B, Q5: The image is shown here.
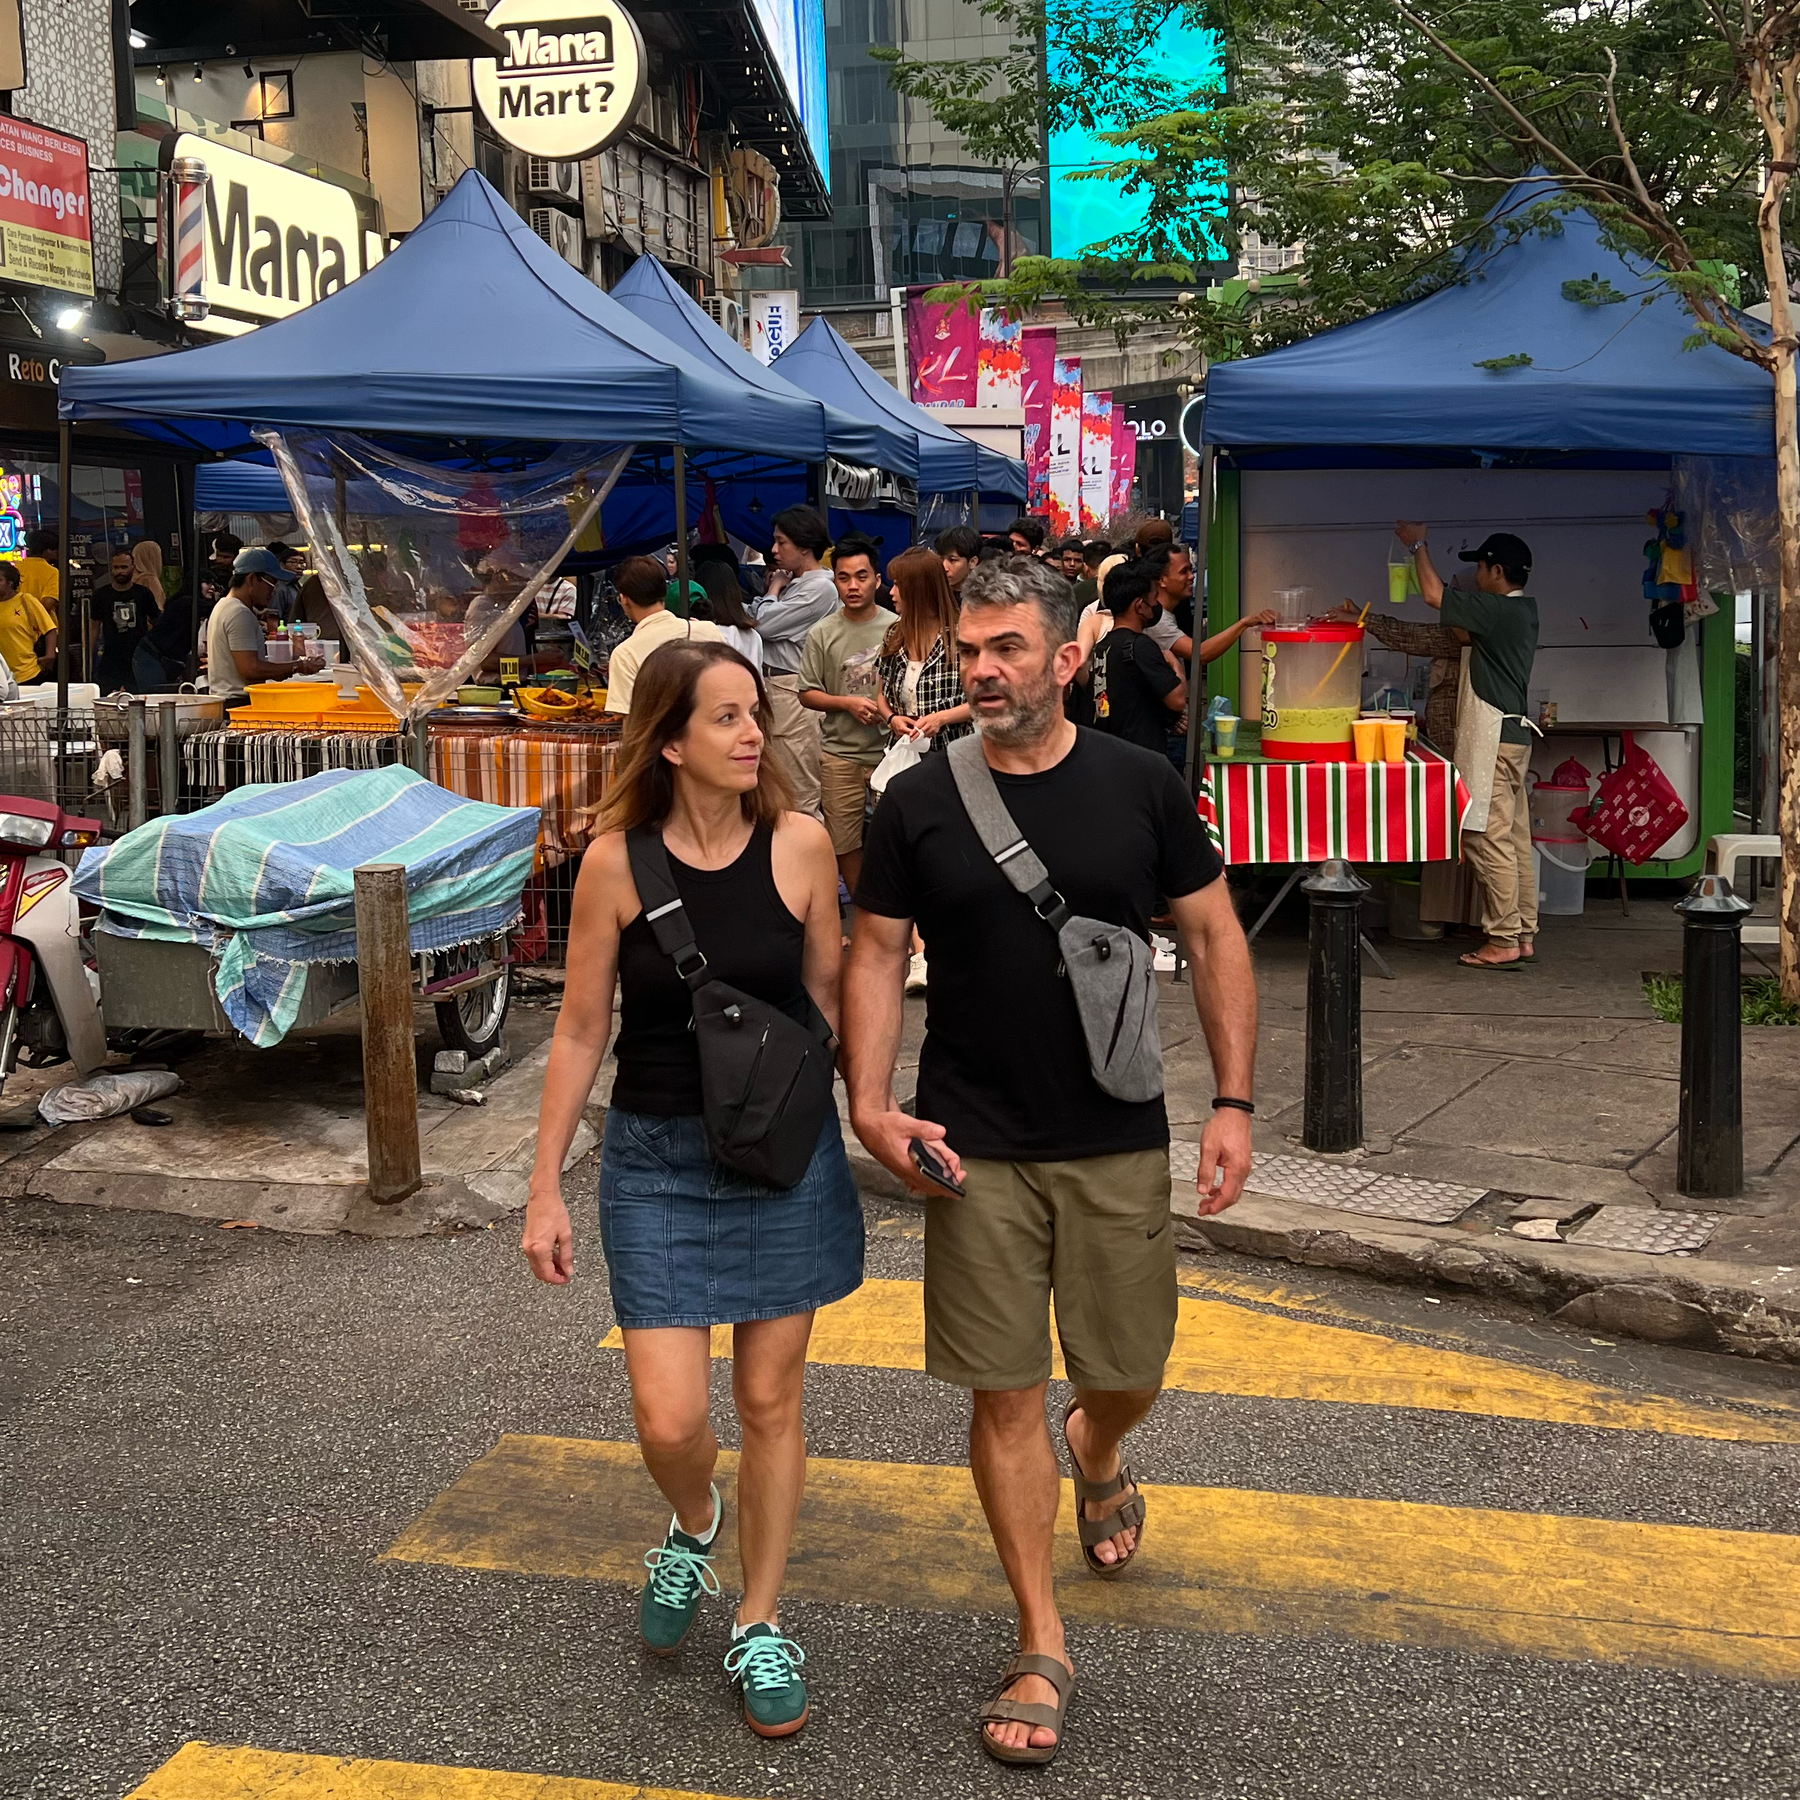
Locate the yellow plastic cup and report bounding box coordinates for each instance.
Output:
[1351,718,1384,763]
[1213,714,1238,758]
[1380,718,1407,761]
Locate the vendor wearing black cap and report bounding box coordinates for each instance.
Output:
[1394,523,1541,971]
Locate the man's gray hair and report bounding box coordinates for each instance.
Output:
[960,554,1079,647]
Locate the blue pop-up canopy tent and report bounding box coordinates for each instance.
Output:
[1192,177,1773,868]
[1203,177,1774,456]
[776,316,1027,501]
[612,254,918,479]
[59,170,828,461]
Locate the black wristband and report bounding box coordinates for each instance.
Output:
[1212,1096,1255,1115]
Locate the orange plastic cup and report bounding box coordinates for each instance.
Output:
[1351,718,1384,763]
[1380,719,1407,761]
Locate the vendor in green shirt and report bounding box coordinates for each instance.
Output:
[1395,523,1541,972]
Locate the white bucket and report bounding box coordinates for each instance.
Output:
[1535,843,1589,916]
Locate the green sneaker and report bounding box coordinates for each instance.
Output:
[724,1621,809,1737]
[639,1490,721,1656]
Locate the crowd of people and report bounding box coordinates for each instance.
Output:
[526,514,1260,1765]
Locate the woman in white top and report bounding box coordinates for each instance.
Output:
[689,548,765,670]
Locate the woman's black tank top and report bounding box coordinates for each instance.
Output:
[611,820,809,1117]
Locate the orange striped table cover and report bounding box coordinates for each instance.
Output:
[430,727,618,866]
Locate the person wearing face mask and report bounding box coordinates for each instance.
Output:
[934,524,981,601]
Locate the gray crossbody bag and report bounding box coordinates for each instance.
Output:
[945,734,1164,1103]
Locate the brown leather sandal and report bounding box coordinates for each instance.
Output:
[1062,1399,1146,1578]
[978,1652,1074,1766]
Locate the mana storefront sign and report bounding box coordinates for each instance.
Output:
[473,0,647,161]
[170,135,383,336]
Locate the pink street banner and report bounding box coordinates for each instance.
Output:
[976,309,1023,409]
[1022,327,1057,512]
[1110,420,1138,519]
[1079,389,1113,532]
[1046,355,1083,538]
[908,295,978,408]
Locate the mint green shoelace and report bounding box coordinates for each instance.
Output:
[643,1540,721,1609]
[724,1632,806,1693]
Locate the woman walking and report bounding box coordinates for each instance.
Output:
[524,638,862,1738]
[876,547,971,752]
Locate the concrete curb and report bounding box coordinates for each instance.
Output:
[1174,1188,1800,1364]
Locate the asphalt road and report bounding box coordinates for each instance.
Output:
[3,1177,1799,1800]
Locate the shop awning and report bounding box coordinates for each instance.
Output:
[776,317,1028,500]
[611,254,918,478]
[59,171,830,462]
[1203,177,1775,458]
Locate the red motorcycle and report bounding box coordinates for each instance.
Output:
[0,795,108,1092]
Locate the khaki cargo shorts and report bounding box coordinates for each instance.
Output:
[922,1147,1176,1392]
[819,750,875,856]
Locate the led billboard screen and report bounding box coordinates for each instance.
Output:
[752,0,830,190]
[1046,9,1222,263]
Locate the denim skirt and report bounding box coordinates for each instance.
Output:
[598,1108,866,1329]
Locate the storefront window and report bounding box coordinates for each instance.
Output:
[0,459,146,617]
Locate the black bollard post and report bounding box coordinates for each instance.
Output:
[1675,873,1751,1199]
[1302,858,1370,1153]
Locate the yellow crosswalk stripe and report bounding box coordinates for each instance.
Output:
[125,1742,755,1799]
[600,1278,1799,1441]
[385,1434,1800,1682]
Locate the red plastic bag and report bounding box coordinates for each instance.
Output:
[1571,735,1689,864]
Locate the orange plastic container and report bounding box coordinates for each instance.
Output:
[229,682,344,729]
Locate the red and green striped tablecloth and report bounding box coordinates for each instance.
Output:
[1198,745,1471,865]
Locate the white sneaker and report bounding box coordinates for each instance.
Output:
[905,952,928,994]
[1151,934,1178,973]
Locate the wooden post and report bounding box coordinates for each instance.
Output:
[354,861,421,1203]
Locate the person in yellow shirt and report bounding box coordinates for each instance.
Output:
[18,528,59,609]
[0,560,58,683]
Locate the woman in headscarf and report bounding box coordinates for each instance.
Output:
[131,541,166,605]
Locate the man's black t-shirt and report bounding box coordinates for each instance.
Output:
[95,582,158,690]
[855,728,1223,1161]
[1092,627,1179,754]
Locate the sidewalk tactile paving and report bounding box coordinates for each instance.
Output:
[1170,1146,1488,1224]
[1565,1206,1720,1255]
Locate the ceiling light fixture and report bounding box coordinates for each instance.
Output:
[193,61,204,83]
[129,29,147,49]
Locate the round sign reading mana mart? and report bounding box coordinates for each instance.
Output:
[473,0,647,162]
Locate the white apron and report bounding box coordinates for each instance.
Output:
[1453,648,1540,834]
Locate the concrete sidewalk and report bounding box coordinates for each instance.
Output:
[1173,900,1800,1361]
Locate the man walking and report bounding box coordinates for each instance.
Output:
[91,548,160,692]
[1090,559,1187,761]
[1395,523,1541,968]
[845,555,1258,1766]
[797,534,895,893]
[753,505,839,820]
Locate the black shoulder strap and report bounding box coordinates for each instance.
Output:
[625,827,709,990]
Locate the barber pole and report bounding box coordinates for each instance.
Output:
[168,156,210,322]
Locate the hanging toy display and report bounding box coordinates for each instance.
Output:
[1643,506,1696,648]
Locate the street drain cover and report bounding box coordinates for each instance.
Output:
[1565,1206,1720,1254]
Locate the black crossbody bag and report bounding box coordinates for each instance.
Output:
[625,827,836,1191]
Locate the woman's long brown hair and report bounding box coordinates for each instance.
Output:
[882,547,960,663]
[596,640,792,835]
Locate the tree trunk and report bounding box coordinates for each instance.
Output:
[1778,343,1800,1001]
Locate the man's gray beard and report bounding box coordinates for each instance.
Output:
[972,670,1061,748]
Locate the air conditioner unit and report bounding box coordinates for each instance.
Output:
[524,157,581,205]
[700,294,745,347]
[529,208,585,267]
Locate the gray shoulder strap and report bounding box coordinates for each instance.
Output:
[945,734,1070,931]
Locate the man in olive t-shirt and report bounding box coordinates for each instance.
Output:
[1396,524,1540,969]
[798,534,897,889]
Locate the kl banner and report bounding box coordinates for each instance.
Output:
[1022,327,1057,513]
[1079,390,1113,533]
[977,309,1023,408]
[1046,356,1083,538]
[908,296,978,408]
[1110,421,1138,520]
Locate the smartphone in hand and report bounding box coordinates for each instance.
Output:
[909,1136,964,1197]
